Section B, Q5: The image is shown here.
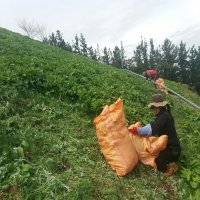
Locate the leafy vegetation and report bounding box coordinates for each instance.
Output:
[18,20,200,94]
[0,27,200,199]
[44,30,200,95]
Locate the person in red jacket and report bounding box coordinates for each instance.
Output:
[144,65,158,81]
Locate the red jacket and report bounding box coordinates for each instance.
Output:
[146,70,157,80]
[147,70,157,75]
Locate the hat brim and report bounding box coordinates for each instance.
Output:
[148,101,168,108]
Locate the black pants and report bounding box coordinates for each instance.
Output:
[155,148,180,172]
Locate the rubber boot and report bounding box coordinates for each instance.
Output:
[164,162,178,177]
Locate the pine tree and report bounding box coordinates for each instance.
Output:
[49,33,57,46]
[177,41,189,83]
[72,34,80,54]
[188,46,200,94]
[65,42,72,52]
[149,38,156,66]
[120,41,126,68]
[133,37,149,73]
[42,37,49,44]
[80,33,88,56]
[95,44,101,61]
[161,38,178,80]
[154,45,163,76]
[102,47,111,65]
[141,37,149,68]
[133,45,143,73]
[125,58,135,71]
[112,46,122,68]
[88,46,97,60]
[56,30,66,49]
[188,46,197,85]
[194,47,200,94]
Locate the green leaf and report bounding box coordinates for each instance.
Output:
[21,140,29,148]
[191,181,198,189]
[22,164,32,172]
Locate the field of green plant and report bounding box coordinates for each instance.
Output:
[0,27,200,200]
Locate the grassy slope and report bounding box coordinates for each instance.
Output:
[0,27,200,200]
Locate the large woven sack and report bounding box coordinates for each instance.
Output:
[93,98,138,176]
[156,78,168,94]
[129,122,168,170]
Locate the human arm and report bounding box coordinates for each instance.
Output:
[137,124,152,136]
[129,124,152,136]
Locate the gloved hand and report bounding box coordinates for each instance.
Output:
[128,126,138,135]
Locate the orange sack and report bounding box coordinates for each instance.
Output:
[93,98,138,176]
[129,122,168,170]
[156,78,168,94]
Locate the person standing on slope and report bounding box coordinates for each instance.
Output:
[129,94,181,176]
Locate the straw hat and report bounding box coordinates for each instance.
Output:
[148,94,168,108]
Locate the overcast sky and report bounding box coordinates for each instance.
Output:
[1,0,200,56]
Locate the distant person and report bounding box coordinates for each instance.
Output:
[129,94,181,176]
[144,65,158,81]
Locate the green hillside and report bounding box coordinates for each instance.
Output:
[0,27,200,200]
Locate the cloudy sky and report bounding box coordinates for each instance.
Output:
[1,0,200,56]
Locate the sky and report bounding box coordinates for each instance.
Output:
[1,0,200,56]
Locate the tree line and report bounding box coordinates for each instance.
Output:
[43,31,200,94]
[17,20,200,95]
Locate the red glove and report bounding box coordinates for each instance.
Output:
[128,126,138,135]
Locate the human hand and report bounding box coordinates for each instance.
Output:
[128,126,138,135]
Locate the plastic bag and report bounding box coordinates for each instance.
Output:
[93,98,138,176]
[129,122,168,169]
[156,78,168,94]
